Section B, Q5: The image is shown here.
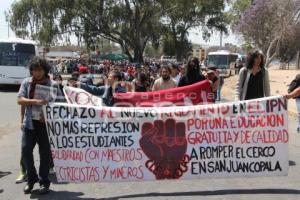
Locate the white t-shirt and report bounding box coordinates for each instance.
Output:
[152,77,177,91]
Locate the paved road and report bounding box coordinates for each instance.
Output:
[0,89,300,200]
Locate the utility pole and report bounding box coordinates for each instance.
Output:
[5,11,10,38]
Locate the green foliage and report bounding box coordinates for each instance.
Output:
[227,0,252,29]
[162,0,228,60]
[8,0,228,62]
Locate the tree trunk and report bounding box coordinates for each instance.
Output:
[133,48,144,63]
[265,37,279,68]
[120,43,133,62]
[133,39,147,63]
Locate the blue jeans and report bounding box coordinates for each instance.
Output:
[21,121,51,186]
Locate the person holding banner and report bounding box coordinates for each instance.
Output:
[286,74,300,132]
[152,65,177,91]
[132,72,149,92]
[70,70,123,106]
[285,84,300,99]
[17,57,61,195]
[178,57,205,87]
[285,83,300,132]
[235,50,270,101]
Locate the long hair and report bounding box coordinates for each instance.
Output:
[138,72,147,85]
[246,50,265,69]
[29,56,51,77]
[185,57,201,84]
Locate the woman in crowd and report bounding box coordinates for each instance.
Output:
[178,57,205,87]
[132,72,149,92]
[235,50,270,101]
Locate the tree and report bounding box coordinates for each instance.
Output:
[277,25,300,64]
[235,0,300,67]
[8,0,229,62]
[8,0,166,63]
[227,0,252,29]
[162,0,228,61]
[161,32,176,56]
[9,0,62,46]
[144,42,162,58]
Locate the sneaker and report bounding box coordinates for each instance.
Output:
[24,183,34,194]
[15,173,27,184]
[38,184,50,195]
[23,178,39,194]
[23,178,38,194]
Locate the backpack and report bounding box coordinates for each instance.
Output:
[288,74,300,93]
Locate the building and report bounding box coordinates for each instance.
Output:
[39,46,82,59]
[192,47,207,62]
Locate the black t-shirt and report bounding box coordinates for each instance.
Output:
[178,74,206,87]
[245,70,264,100]
[135,82,147,92]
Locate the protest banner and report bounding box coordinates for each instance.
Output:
[63,86,103,107]
[113,80,214,107]
[43,96,289,183]
[63,80,214,107]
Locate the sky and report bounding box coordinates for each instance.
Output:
[0,0,15,39]
[0,0,240,46]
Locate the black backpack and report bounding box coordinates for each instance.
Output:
[288,74,300,93]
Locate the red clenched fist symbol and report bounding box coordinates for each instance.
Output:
[139,119,190,179]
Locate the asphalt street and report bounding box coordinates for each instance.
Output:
[0,89,299,200]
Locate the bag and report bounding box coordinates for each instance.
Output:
[288,74,300,93]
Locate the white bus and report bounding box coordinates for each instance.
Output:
[0,38,38,85]
[207,50,239,77]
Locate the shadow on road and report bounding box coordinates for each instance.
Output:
[28,188,300,200]
[0,171,12,179]
[97,189,300,200]
[30,191,92,200]
[0,189,3,194]
[289,160,296,166]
